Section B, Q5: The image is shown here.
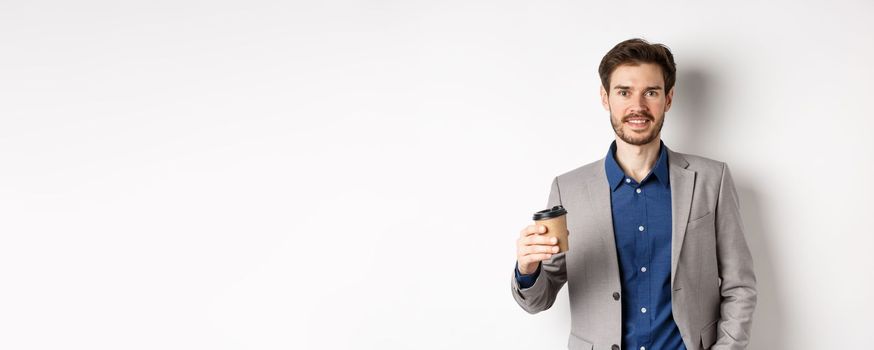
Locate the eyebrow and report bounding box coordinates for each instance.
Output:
[613,85,663,91]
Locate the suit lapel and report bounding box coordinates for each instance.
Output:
[667,148,695,289]
[584,159,621,284]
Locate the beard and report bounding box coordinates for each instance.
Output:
[610,108,665,146]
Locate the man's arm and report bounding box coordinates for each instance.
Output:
[712,163,758,349]
[510,176,568,314]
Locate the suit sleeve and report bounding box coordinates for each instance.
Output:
[509,176,568,314]
[712,163,758,349]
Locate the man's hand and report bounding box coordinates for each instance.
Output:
[516,224,560,275]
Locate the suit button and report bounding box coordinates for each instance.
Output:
[612,292,620,300]
[612,345,620,350]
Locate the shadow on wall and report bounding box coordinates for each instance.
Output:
[669,68,713,150]
[674,67,785,349]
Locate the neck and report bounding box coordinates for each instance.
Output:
[614,136,661,182]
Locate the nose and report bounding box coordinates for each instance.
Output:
[629,98,649,114]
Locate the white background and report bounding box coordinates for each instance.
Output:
[2,1,873,349]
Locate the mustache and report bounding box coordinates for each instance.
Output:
[623,112,654,121]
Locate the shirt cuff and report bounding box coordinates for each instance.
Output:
[515,261,541,289]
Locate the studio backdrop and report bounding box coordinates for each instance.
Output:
[1,1,872,349]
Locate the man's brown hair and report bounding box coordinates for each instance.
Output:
[598,38,676,95]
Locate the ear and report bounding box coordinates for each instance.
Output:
[600,85,610,111]
[664,87,674,112]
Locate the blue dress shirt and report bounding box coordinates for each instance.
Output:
[516,140,686,350]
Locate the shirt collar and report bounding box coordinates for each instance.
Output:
[605,140,671,191]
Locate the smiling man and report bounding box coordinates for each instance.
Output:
[510,39,757,350]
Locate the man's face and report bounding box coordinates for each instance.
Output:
[600,63,673,146]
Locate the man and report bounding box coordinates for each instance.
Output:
[510,38,757,350]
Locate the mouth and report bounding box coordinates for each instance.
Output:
[624,117,652,130]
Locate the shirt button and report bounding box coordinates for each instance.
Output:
[641,267,647,272]
[636,188,642,194]
[613,292,620,300]
[625,178,631,183]
[640,347,646,350]
[641,307,647,313]
[638,225,645,232]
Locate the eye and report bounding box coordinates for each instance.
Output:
[618,90,628,96]
[646,90,659,97]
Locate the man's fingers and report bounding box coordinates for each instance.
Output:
[521,253,553,265]
[524,244,560,255]
[524,234,558,246]
[519,224,548,237]
[516,225,558,267]
[516,241,558,256]
[519,225,539,237]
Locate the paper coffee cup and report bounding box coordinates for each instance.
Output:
[532,205,569,253]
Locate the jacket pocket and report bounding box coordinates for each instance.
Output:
[687,211,715,231]
[700,319,718,349]
[567,333,594,350]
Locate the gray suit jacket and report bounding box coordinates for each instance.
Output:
[511,146,757,350]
